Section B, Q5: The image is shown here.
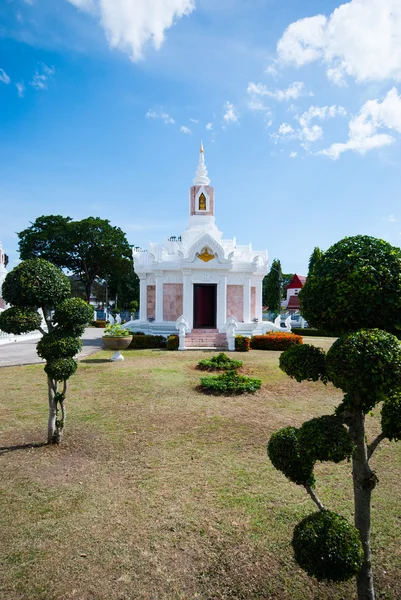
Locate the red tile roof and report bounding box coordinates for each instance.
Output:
[287,274,307,289]
[287,295,301,310]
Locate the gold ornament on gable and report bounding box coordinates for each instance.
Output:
[198,248,215,263]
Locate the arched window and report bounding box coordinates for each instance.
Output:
[199,193,207,211]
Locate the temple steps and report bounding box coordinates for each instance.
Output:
[185,330,228,349]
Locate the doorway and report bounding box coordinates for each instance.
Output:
[193,284,217,329]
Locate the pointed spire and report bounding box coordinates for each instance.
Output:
[193,141,210,186]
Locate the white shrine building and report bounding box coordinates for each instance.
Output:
[127,144,270,348]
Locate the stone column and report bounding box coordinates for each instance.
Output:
[256,279,263,322]
[217,274,227,330]
[243,277,252,324]
[182,269,193,331]
[139,274,147,322]
[155,271,164,322]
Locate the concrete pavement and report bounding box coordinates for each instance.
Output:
[0,328,105,367]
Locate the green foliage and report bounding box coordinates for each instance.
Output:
[308,246,323,274]
[326,329,401,411]
[166,335,179,351]
[45,358,77,381]
[197,353,243,371]
[300,235,401,335]
[251,332,303,351]
[279,344,327,383]
[263,258,282,311]
[291,328,337,338]
[37,332,82,361]
[92,320,107,328]
[267,426,315,487]
[0,307,41,334]
[292,511,364,582]
[235,335,251,352]
[199,370,261,394]
[129,300,139,313]
[381,392,401,441]
[298,415,354,463]
[103,324,131,337]
[128,334,167,349]
[2,259,70,308]
[53,298,94,329]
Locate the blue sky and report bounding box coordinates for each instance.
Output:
[1,0,401,275]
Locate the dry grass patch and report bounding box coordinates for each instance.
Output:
[0,342,400,599]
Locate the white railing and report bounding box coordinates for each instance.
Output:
[0,329,43,346]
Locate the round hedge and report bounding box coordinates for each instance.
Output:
[2,259,70,308]
[300,235,401,335]
[0,307,41,334]
[53,297,94,329]
[292,511,363,582]
[37,332,82,361]
[267,426,315,487]
[381,392,401,441]
[279,344,327,383]
[298,415,354,463]
[326,329,401,410]
[45,357,77,381]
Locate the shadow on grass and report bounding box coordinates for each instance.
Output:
[0,441,47,456]
[80,358,111,364]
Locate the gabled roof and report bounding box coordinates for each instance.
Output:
[287,274,306,289]
[287,295,301,310]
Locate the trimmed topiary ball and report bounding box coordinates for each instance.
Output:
[300,235,401,335]
[298,415,354,463]
[53,297,94,329]
[326,329,401,411]
[267,426,315,487]
[381,392,401,441]
[279,344,327,383]
[2,259,70,308]
[0,307,42,334]
[45,358,77,381]
[292,511,364,582]
[37,332,82,361]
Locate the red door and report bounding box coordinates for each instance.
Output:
[194,284,217,328]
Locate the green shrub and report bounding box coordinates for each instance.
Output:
[298,415,354,463]
[235,335,250,352]
[53,297,94,329]
[92,320,107,328]
[0,307,42,334]
[2,259,70,308]
[279,343,327,383]
[267,426,315,487]
[251,332,303,351]
[292,328,337,338]
[128,334,166,349]
[326,329,401,411]
[292,511,364,582]
[37,332,82,360]
[166,335,179,351]
[45,357,77,381]
[103,324,131,337]
[381,392,401,441]
[199,370,261,394]
[197,353,243,371]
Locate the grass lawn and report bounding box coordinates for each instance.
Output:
[1,339,400,600]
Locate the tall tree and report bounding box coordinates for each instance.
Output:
[263,259,282,311]
[308,246,323,274]
[18,215,133,303]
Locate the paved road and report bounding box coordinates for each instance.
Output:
[0,328,105,368]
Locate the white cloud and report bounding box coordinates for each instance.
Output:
[271,104,347,145]
[223,101,239,124]
[16,82,25,98]
[30,64,55,90]
[0,69,11,85]
[206,122,213,130]
[146,109,175,124]
[321,87,401,159]
[289,151,298,158]
[189,118,198,124]
[276,0,401,85]
[66,0,195,61]
[247,81,308,102]
[180,125,192,134]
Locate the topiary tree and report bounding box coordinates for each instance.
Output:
[0,259,93,444]
[268,236,401,600]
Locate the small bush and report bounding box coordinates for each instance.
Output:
[381,392,401,441]
[166,335,179,351]
[92,320,107,328]
[53,298,94,329]
[292,511,364,582]
[251,332,303,351]
[45,357,78,381]
[128,334,166,349]
[197,353,243,371]
[298,415,354,463]
[199,370,261,394]
[292,328,337,338]
[235,335,251,352]
[267,426,315,487]
[279,343,327,383]
[37,332,82,360]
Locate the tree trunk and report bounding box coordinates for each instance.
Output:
[349,406,377,600]
[47,377,57,444]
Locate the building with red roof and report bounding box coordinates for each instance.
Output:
[283,274,306,313]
